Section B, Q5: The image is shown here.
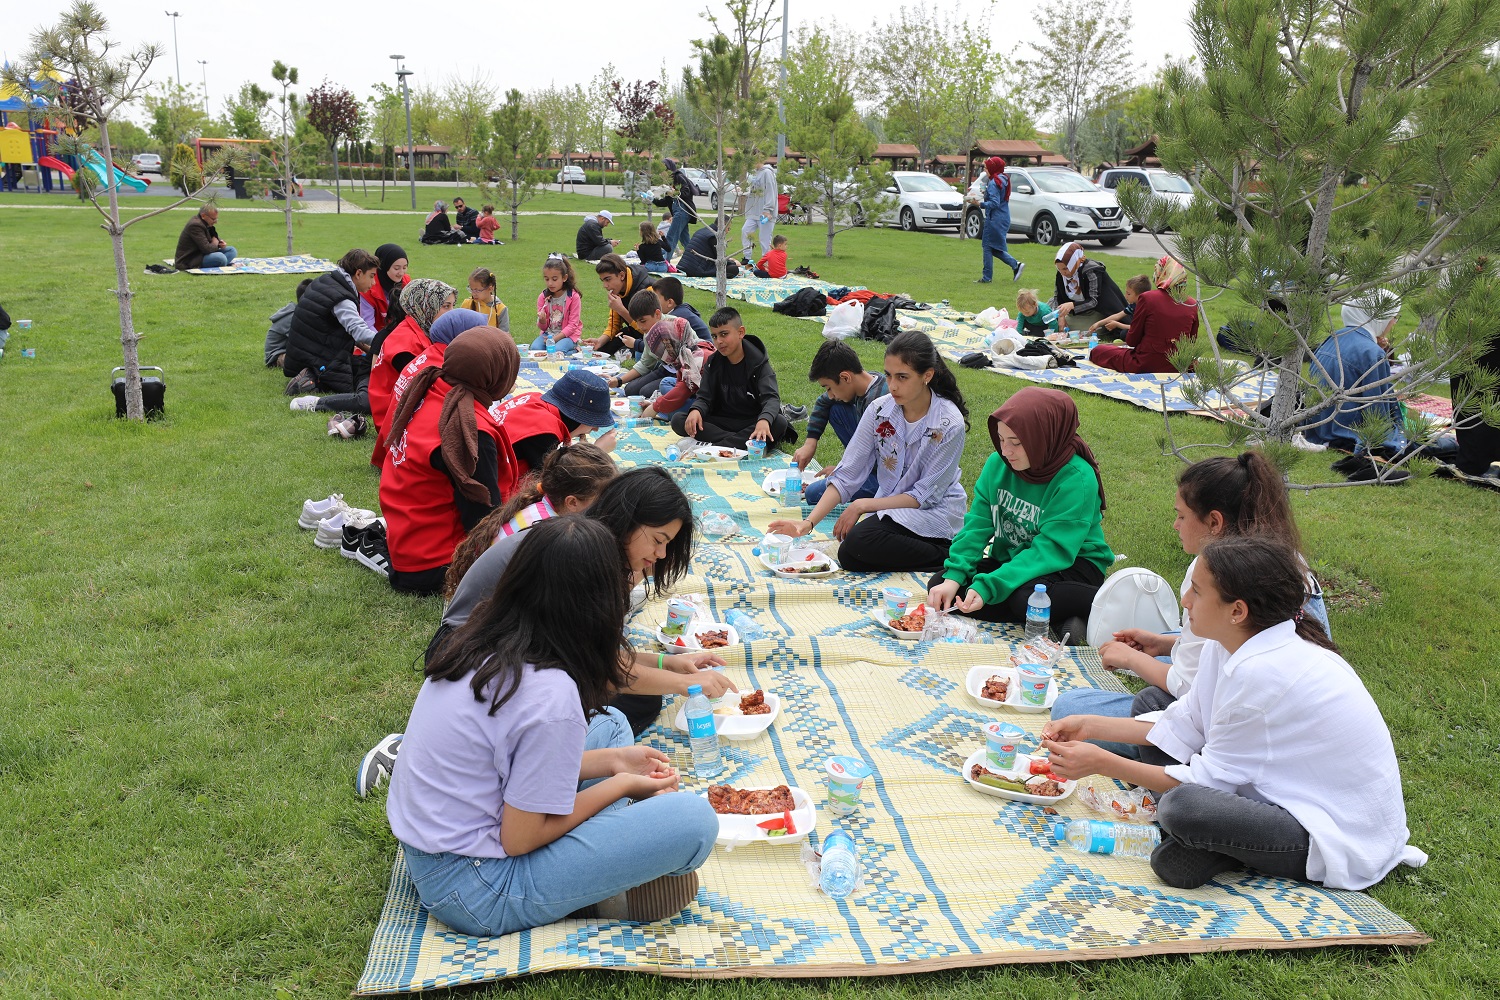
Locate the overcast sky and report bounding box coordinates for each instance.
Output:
[6,0,1197,119]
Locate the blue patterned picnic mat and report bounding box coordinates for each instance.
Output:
[166,254,336,275]
[357,355,1427,992]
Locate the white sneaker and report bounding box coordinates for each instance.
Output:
[299,493,345,530]
[290,395,320,412]
[1291,432,1328,452]
[315,509,378,548]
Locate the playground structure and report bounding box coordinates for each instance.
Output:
[1,63,151,194]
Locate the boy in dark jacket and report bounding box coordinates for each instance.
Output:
[652,276,710,341]
[672,307,794,449]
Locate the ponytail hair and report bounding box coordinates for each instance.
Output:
[1178,450,1302,551]
[885,330,970,428]
[1199,535,1337,652]
[441,442,618,598]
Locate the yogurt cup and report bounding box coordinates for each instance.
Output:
[985,721,1021,768]
[1016,663,1054,707]
[882,587,911,618]
[662,597,695,637]
[761,533,793,566]
[16,319,32,330]
[824,756,873,817]
[746,439,767,460]
[627,395,645,415]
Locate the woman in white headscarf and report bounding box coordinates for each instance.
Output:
[1301,289,1405,456]
[1052,242,1128,330]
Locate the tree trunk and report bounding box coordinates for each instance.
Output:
[714,132,727,308]
[511,178,520,241]
[825,190,836,258]
[333,144,341,213]
[97,119,145,421]
[282,103,294,253]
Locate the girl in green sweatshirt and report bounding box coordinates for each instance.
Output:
[927,386,1113,640]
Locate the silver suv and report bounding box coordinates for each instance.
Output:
[1096,167,1193,229]
[961,166,1129,246]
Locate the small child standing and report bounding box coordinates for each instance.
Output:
[1089,275,1151,340]
[461,267,510,332]
[1015,288,1061,338]
[753,234,788,278]
[476,205,501,244]
[635,221,670,273]
[534,255,583,353]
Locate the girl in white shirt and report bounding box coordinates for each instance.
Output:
[1051,451,1327,753]
[1043,535,1425,891]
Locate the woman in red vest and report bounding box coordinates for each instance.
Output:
[361,244,411,331]
[390,309,493,415]
[369,278,457,469]
[380,329,521,595]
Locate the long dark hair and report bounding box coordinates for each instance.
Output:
[442,442,618,599]
[886,330,970,428]
[426,516,633,715]
[1178,451,1301,551]
[1199,536,1337,652]
[585,467,693,598]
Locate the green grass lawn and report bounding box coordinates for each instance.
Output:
[1,206,1496,999]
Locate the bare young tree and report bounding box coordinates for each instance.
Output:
[3,1,238,421]
[265,62,300,253]
[1032,0,1136,166]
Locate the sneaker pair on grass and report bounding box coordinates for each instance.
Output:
[314,510,382,549]
[326,412,368,439]
[341,518,391,578]
[298,493,377,531]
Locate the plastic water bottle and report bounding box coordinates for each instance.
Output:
[1024,584,1052,640]
[1054,819,1161,858]
[819,831,860,899]
[784,461,803,505]
[724,609,768,641]
[665,443,682,462]
[684,684,723,778]
[1087,331,1099,351]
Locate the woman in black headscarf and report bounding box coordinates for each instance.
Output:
[362,243,410,332]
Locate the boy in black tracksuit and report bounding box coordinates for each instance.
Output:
[672,307,795,449]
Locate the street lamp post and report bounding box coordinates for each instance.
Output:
[391,55,416,211]
[776,0,788,165]
[197,59,208,112]
[164,11,181,86]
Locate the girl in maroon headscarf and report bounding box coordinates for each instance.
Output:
[928,386,1113,641]
[979,156,1023,283]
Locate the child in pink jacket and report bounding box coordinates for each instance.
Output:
[533,256,583,353]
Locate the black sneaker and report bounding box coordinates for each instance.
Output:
[356,733,404,798]
[285,368,317,396]
[356,529,391,578]
[340,523,366,560]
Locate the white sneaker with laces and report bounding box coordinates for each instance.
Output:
[290,395,320,412]
[316,509,378,548]
[299,493,345,530]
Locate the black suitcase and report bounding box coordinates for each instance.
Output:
[111,366,166,418]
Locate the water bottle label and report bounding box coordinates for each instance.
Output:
[687,712,717,741]
[1026,607,1050,624]
[1088,820,1115,855]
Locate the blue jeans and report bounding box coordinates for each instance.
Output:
[530,336,578,354]
[652,376,685,416]
[399,708,718,937]
[665,206,691,255]
[640,260,670,274]
[200,246,238,268]
[981,239,1017,281]
[805,398,880,504]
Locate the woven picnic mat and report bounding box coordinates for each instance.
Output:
[358,357,1427,991]
[164,254,336,275]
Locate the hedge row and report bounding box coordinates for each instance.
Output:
[304,166,635,186]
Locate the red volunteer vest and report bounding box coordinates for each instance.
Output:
[368,316,431,469]
[491,392,572,479]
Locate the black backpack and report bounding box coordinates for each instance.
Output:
[860,296,901,343]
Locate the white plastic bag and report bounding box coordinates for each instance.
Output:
[822,300,865,340]
[975,306,1010,327]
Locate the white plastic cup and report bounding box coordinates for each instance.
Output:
[762,533,793,566]
[746,439,767,460]
[825,756,873,817]
[882,587,911,618]
[663,597,695,637]
[985,721,1023,768]
[1017,663,1054,707]
[16,319,32,330]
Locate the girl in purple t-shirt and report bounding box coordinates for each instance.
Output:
[387,516,717,933]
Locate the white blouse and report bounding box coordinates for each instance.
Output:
[1148,620,1427,890]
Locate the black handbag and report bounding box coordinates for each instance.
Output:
[111,366,166,418]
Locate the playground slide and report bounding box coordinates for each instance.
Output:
[37,155,74,178]
[81,150,149,192]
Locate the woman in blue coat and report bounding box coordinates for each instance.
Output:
[979,156,1023,284]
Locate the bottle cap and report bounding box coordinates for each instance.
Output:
[1053,822,1068,841]
[687,684,703,696]
[1035,584,1047,593]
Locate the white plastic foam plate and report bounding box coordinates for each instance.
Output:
[962,748,1077,806]
[672,691,780,741]
[964,664,1058,714]
[691,445,748,462]
[759,547,840,579]
[655,621,740,652]
[706,784,816,850]
[871,604,929,641]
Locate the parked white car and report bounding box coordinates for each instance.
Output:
[961,166,1129,246]
[872,171,965,231]
[1096,167,1194,229]
[556,164,586,184]
[680,167,714,197]
[131,152,162,174]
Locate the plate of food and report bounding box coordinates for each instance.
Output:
[672,688,780,741]
[527,350,553,360]
[691,445,749,462]
[704,783,816,849]
[655,621,740,652]
[961,748,1077,805]
[872,604,929,640]
[759,547,840,579]
[964,665,1058,714]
